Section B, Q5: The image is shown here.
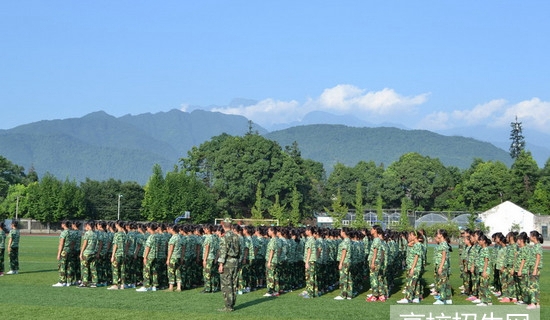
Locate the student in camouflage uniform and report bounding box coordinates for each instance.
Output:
[166,224,182,292]
[95,221,108,286]
[516,232,530,304]
[499,232,517,303]
[156,224,169,289]
[108,221,128,290]
[217,219,241,312]
[334,228,352,300]
[300,226,317,299]
[526,230,543,309]
[137,222,159,291]
[466,231,481,301]
[366,225,386,302]
[433,229,452,305]
[264,226,280,297]
[70,221,82,284]
[202,224,218,293]
[397,230,423,304]
[0,221,7,276]
[239,225,256,292]
[6,220,20,275]
[494,233,508,299]
[53,220,73,286]
[475,235,492,306]
[79,221,98,287]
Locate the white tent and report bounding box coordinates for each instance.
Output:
[479,201,535,234]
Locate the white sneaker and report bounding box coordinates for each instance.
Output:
[433,300,445,305]
[237,290,243,295]
[151,286,157,292]
[52,282,66,287]
[471,299,481,304]
[397,298,410,304]
[412,298,420,303]
[334,296,345,300]
[107,285,119,290]
[136,287,150,292]
[445,300,453,305]
[477,303,488,306]
[263,292,273,297]
[6,270,17,275]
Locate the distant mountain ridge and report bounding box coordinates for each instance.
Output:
[0,110,515,184]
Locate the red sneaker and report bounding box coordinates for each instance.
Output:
[378,296,387,302]
[500,297,511,303]
[366,295,378,302]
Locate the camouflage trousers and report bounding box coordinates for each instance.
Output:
[266,262,280,293]
[254,258,266,286]
[156,257,168,288]
[167,257,181,285]
[339,262,352,298]
[238,260,252,290]
[124,256,138,285]
[143,258,158,288]
[500,268,512,298]
[80,253,98,285]
[203,259,217,291]
[71,251,81,282]
[478,274,492,304]
[57,250,70,283]
[96,254,110,284]
[221,259,239,310]
[404,270,421,300]
[370,266,387,297]
[435,268,452,300]
[492,268,501,292]
[9,247,19,271]
[519,272,530,303]
[0,248,4,273]
[111,255,126,285]
[305,261,317,297]
[528,273,540,304]
[470,270,479,297]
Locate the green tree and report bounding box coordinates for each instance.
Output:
[26,173,62,222]
[375,194,384,224]
[462,160,512,211]
[325,189,348,229]
[385,153,456,210]
[250,181,264,223]
[509,151,540,208]
[141,164,166,221]
[397,197,413,231]
[528,158,550,214]
[268,194,287,226]
[0,155,27,200]
[351,181,367,229]
[289,186,301,226]
[0,184,29,220]
[509,116,525,160]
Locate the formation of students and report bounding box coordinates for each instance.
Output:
[51,220,543,310]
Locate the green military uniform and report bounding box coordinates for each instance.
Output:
[404,242,423,301]
[111,231,127,286]
[528,243,542,304]
[57,228,72,283]
[477,245,492,304]
[218,229,240,311]
[304,235,317,297]
[337,237,352,298]
[434,241,451,301]
[167,233,182,286]
[81,229,98,286]
[265,236,280,294]
[8,228,20,272]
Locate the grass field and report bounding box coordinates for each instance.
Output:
[1,236,547,319]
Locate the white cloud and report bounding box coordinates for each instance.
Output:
[316,85,429,114]
[180,103,189,112]
[419,98,550,133]
[212,98,301,125]
[211,85,429,127]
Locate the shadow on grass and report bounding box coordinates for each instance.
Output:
[235,296,276,310]
[20,269,57,274]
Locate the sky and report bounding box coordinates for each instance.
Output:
[1,1,550,136]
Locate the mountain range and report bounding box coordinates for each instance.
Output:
[0,109,535,184]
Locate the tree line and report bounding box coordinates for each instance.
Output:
[1,131,549,224]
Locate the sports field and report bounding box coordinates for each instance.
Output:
[1,236,547,319]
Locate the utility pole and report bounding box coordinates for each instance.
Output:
[117,194,123,220]
[16,196,20,220]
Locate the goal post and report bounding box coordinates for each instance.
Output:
[214,218,279,226]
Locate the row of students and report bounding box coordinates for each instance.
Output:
[457,229,543,309]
